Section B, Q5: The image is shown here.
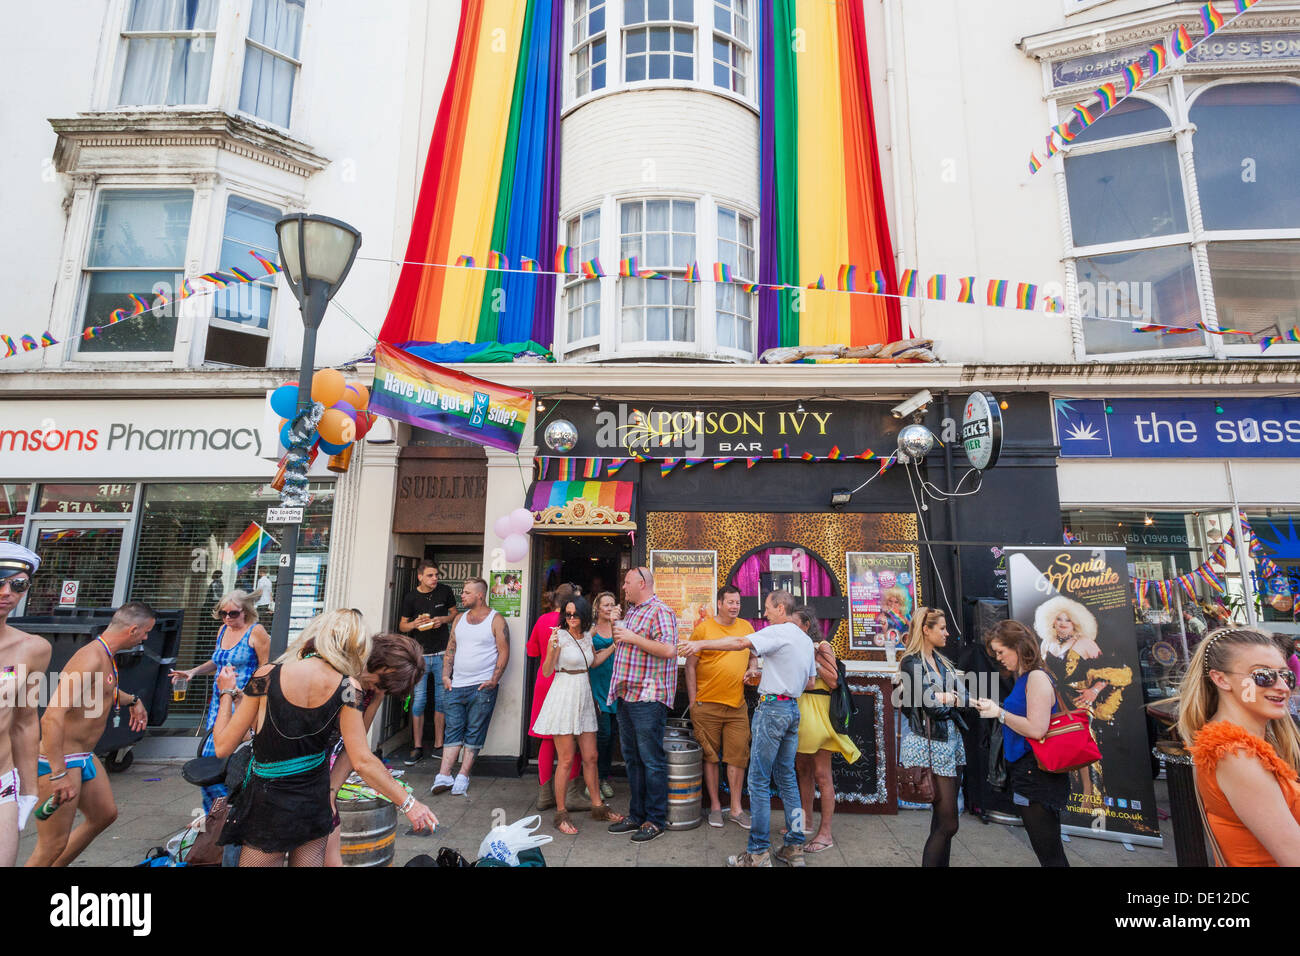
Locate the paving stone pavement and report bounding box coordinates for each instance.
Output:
[17,758,1178,867]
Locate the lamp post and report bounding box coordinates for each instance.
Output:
[269,213,362,659]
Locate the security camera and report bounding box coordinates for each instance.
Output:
[891,389,933,420]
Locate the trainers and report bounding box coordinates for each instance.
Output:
[727,809,752,830]
[451,774,470,796]
[430,774,455,795]
[630,823,664,843]
[607,819,640,834]
[404,747,423,766]
[599,779,614,800]
[774,843,806,867]
[727,850,771,867]
[708,809,725,828]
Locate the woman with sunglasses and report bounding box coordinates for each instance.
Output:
[1178,627,1300,866]
[531,596,623,834]
[172,590,269,814]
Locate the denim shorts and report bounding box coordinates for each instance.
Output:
[443,684,498,752]
[410,653,445,718]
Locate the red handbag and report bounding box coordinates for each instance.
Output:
[1027,674,1101,774]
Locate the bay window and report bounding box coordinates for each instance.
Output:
[715,205,754,351]
[624,0,695,82]
[565,209,602,345]
[620,199,696,343]
[573,0,608,97]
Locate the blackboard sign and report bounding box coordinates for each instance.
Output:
[831,676,896,813]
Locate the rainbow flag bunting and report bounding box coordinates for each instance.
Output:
[580,258,604,278]
[856,449,876,461]
[1196,322,1251,335]
[660,459,680,478]
[639,269,667,280]
[486,250,509,270]
[1055,121,1078,143]
[1071,103,1097,128]
[957,277,975,304]
[899,269,918,297]
[178,279,194,299]
[712,457,735,471]
[200,272,229,288]
[864,270,886,293]
[231,522,277,572]
[455,255,476,269]
[1202,2,1225,32]
[826,445,842,460]
[1147,42,1168,75]
[740,282,758,294]
[713,262,733,283]
[681,458,708,470]
[806,274,826,291]
[552,458,577,481]
[606,458,628,476]
[1260,326,1300,351]
[683,263,701,283]
[1016,283,1038,311]
[20,335,38,352]
[554,246,577,275]
[1095,83,1119,111]
[229,267,256,283]
[925,275,946,300]
[1042,296,1065,313]
[249,250,279,275]
[631,451,650,463]
[1028,153,1043,175]
[1170,24,1193,58]
[771,445,789,460]
[581,457,602,479]
[800,452,817,462]
[987,280,1009,308]
[81,327,99,341]
[1045,133,1060,157]
[1,336,15,358]
[40,332,57,347]
[520,257,539,273]
[1232,0,1258,10]
[619,256,639,277]
[127,294,149,315]
[1123,62,1145,94]
[745,456,762,469]
[837,265,857,292]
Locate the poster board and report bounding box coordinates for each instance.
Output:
[1006,547,1162,846]
[649,550,718,641]
[489,571,522,616]
[846,552,916,652]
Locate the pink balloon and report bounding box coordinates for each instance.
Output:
[492,515,512,540]
[508,507,535,536]
[503,533,530,563]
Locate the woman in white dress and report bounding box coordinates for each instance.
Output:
[532,596,623,833]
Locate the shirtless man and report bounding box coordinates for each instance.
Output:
[0,543,51,867]
[25,601,155,867]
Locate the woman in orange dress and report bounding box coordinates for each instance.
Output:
[1178,627,1300,866]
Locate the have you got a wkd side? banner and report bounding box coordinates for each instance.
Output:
[1005,547,1161,845]
[368,342,533,453]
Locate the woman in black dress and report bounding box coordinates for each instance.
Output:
[212,609,437,866]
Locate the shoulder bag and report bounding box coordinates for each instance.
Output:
[1027,672,1102,774]
[898,713,938,804]
[828,656,857,733]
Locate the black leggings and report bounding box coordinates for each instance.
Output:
[1018,801,1069,867]
[922,775,960,867]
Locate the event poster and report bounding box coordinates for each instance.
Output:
[649,550,717,640]
[846,553,915,651]
[1005,547,1162,846]
[488,571,522,616]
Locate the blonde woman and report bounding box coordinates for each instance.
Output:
[171,590,270,815]
[212,609,437,866]
[896,607,970,867]
[1178,627,1300,866]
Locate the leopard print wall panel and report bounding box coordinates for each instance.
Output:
[646,511,920,661]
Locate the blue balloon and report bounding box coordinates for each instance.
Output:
[318,437,351,455]
[270,383,299,419]
[279,420,294,449]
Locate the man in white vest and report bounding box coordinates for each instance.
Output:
[431,578,509,796]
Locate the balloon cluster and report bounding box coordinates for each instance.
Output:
[493,508,535,563]
[269,369,375,458]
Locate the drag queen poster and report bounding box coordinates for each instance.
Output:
[1006,548,1162,846]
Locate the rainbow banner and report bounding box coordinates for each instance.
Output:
[231,522,277,572]
[369,341,533,453]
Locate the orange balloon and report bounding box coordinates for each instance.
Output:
[311,368,346,407]
[344,383,370,412]
[318,409,356,445]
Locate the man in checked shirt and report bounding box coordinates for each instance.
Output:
[605,567,679,843]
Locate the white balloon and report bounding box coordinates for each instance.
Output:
[508,507,535,535]
[492,515,512,540]
[503,533,530,563]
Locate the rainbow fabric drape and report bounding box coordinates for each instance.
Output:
[759,0,900,351]
[379,0,562,346]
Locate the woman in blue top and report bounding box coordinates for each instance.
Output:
[588,591,620,799]
[975,620,1070,866]
[171,590,270,812]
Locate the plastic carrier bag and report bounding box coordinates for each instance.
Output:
[476,814,553,866]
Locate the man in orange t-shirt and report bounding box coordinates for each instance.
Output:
[686,585,757,829]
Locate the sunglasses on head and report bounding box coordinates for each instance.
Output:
[0,576,32,594]
[1227,667,1297,690]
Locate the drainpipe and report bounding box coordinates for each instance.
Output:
[942,390,965,639]
[1224,461,1258,626]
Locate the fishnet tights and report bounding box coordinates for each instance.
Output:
[237,837,328,867]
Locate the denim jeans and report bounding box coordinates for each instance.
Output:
[444,684,498,752]
[746,698,804,854]
[410,653,445,718]
[617,699,667,829]
[596,709,619,780]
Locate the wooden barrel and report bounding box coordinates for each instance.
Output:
[665,737,703,831]
[338,795,397,867]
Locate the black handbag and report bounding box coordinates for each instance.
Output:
[987,721,1009,792]
[828,657,857,732]
[181,732,227,788]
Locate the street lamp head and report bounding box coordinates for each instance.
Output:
[275,213,362,313]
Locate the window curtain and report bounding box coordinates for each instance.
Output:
[732,546,835,636]
[119,0,217,105]
[239,0,305,126]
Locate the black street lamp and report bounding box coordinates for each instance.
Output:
[269,213,362,659]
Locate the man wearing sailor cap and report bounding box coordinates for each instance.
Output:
[0,542,50,867]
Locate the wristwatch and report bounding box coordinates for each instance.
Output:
[997,708,1007,724]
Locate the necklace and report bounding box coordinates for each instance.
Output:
[95,637,120,725]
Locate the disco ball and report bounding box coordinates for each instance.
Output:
[543,419,578,453]
[897,423,935,460]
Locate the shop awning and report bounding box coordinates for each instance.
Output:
[529,480,635,531]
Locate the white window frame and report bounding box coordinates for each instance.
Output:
[234,0,307,132]
[1053,67,1300,360]
[572,0,609,100]
[623,0,696,87]
[714,203,756,357]
[617,196,699,348]
[206,191,281,340]
[563,207,604,352]
[112,0,221,109]
[710,0,750,97]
